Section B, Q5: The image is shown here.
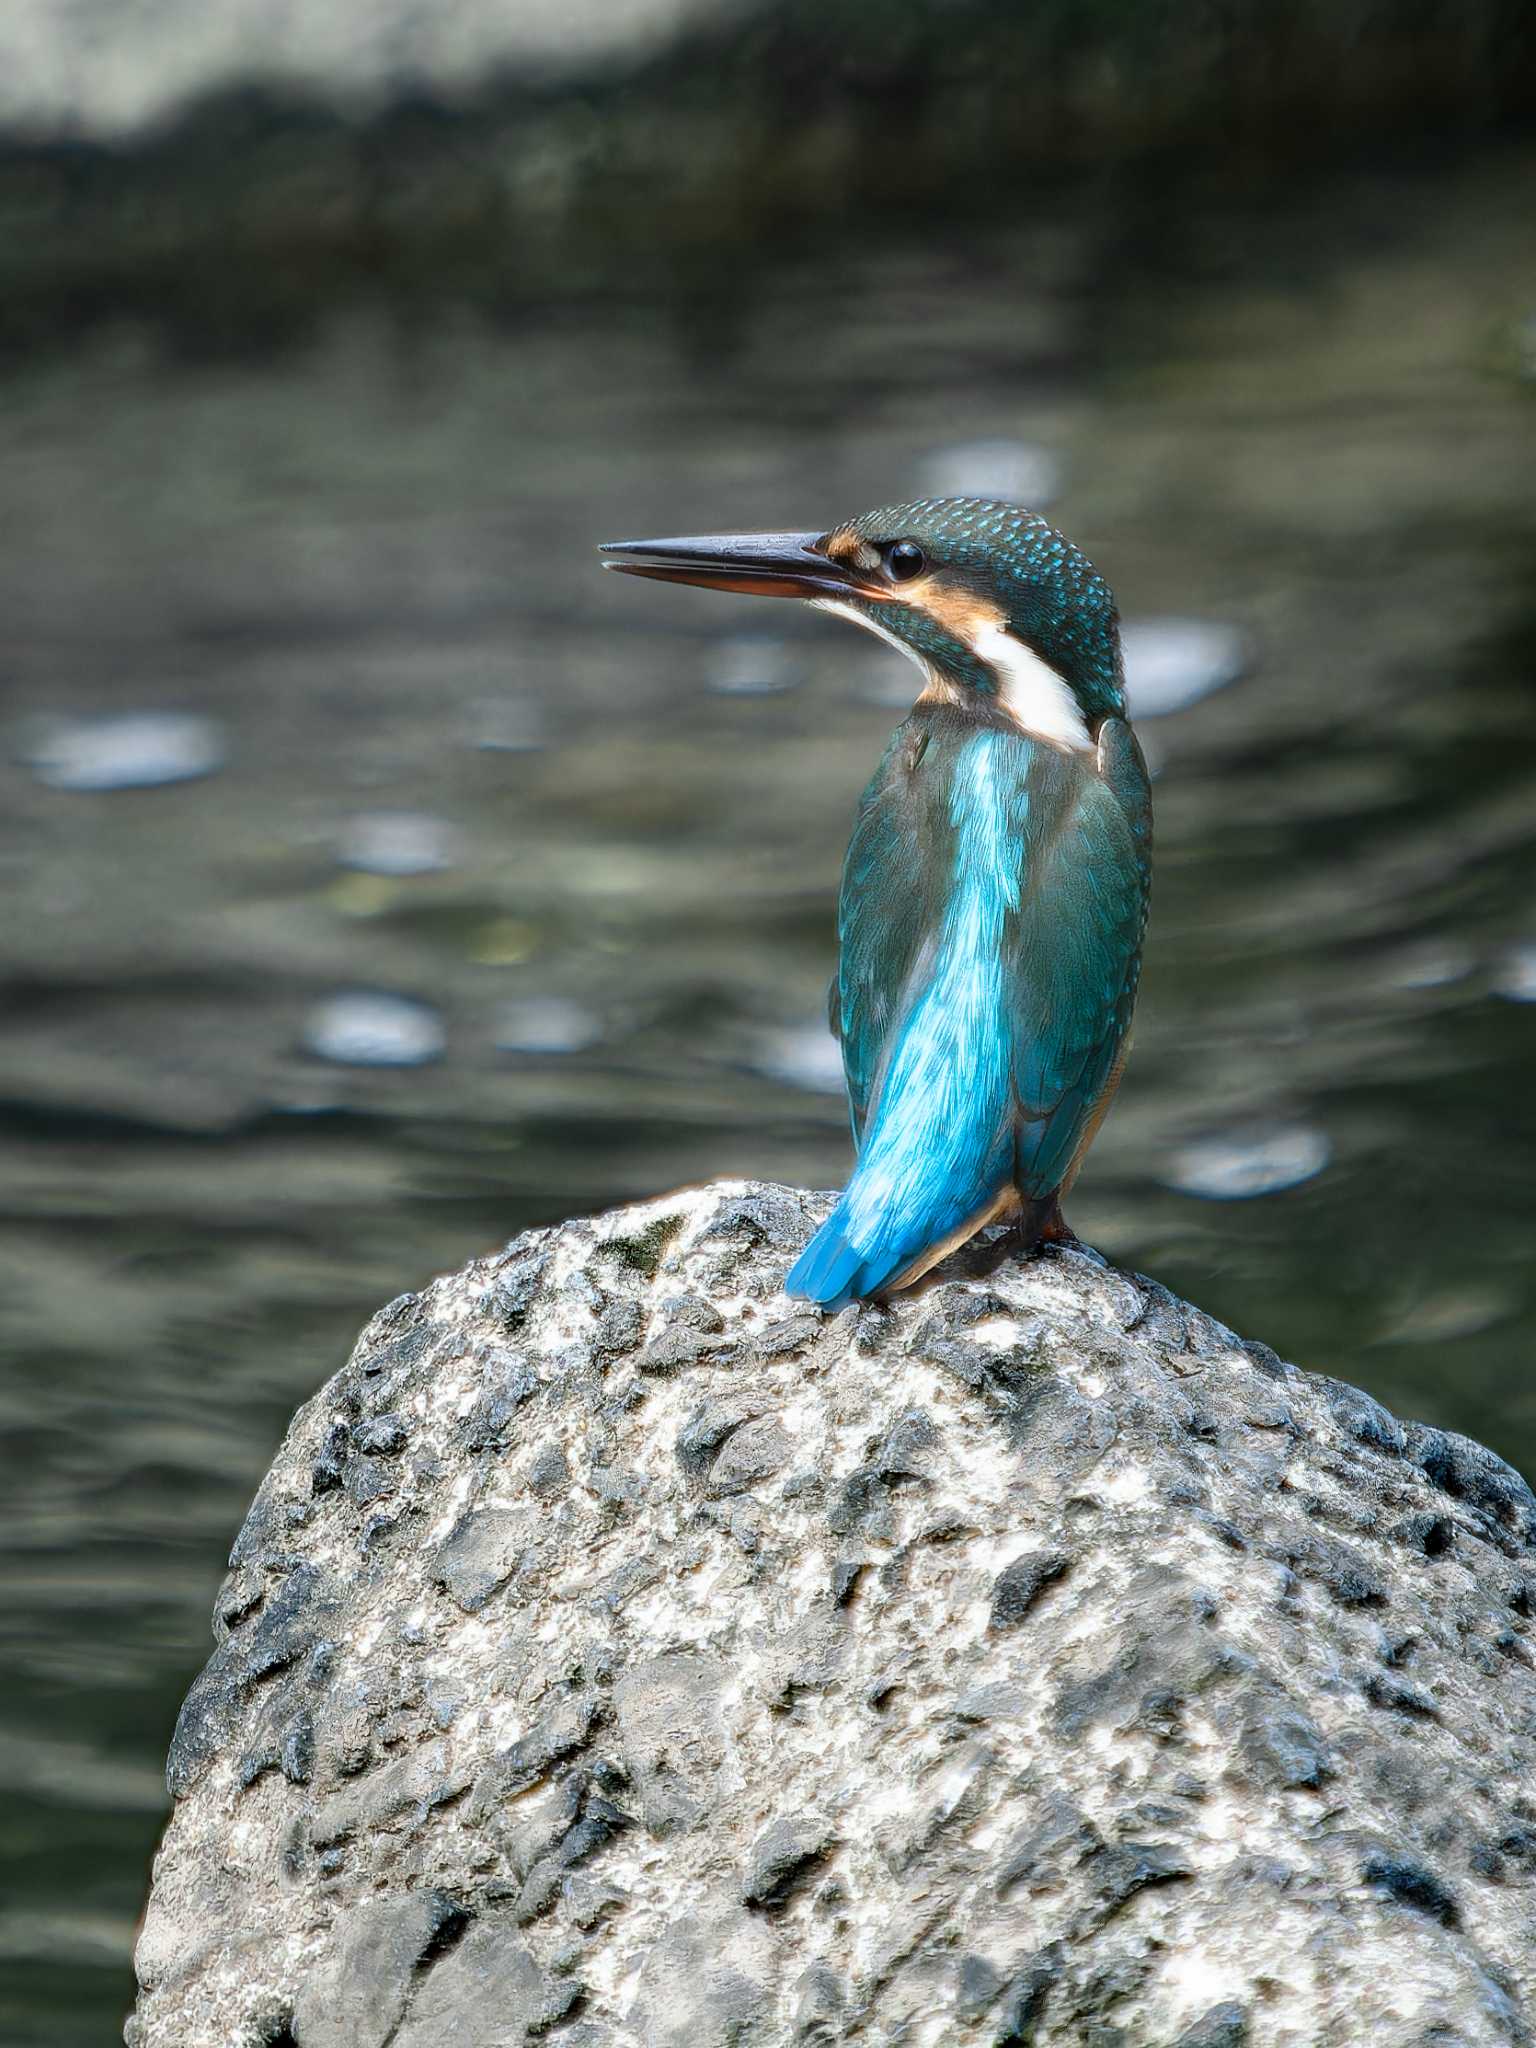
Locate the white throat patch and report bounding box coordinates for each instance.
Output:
[970,621,1092,751]
[811,598,1092,752]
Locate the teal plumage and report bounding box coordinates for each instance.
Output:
[598,494,1152,1308]
[789,703,1150,1308]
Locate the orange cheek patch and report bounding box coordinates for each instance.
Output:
[905,583,1007,646]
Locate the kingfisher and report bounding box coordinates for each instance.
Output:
[600,497,1151,1310]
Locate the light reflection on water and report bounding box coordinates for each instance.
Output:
[22,712,227,792]
[1163,1123,1332,1201]
[0,142,1534,2045]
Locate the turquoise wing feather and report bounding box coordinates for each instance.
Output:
[1008,716,1151,1198]
[831,720,946,1142]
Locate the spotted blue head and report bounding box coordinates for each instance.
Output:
[601,495,1124,750]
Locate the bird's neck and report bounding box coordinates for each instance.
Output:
[851,595,1098,753]
[921,634,1094,753]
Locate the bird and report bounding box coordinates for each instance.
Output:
[599,497,1151,1311]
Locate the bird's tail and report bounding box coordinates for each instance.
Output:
[784,1213,895,1312]
[786,1091,1026,1313]
[792,949,1020,1308]
[786,1180,1027,1310]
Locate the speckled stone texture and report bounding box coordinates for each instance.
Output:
[129,1180,1536,2048]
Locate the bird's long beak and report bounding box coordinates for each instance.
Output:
[598,530,862,601]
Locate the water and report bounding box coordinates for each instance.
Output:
[1,140,1534,2043]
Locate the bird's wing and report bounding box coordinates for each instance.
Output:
[834,714,1150,1196]
[833,720,947,1144]
[1008,716,1152,1200]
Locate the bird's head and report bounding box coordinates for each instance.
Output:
[600,496,1123,751]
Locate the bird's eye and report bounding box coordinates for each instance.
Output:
[884,540,926,582]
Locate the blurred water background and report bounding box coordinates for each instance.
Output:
[1,2,1534,2040]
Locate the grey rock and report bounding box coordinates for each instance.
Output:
[353,1411,410,1456]
[432,1508,523,1613]
[1175,2003,1251,2048]
[611,1653,730,1837]
[459,1353,541,1452]
[791,1962,847,2041]
[740,1815,834,1908]
[393,1920,578,2045]
[990,1546,1072,1629]
[291,1890,464,2048]
[628,1911,774,2047]
[131,1179,1536,2046]
[707,1415,792,1497]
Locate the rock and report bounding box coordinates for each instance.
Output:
[740,1815,835,1908]
[129,1179,1536,2047]
[290,1890,464,2048]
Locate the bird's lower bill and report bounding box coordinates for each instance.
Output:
[598,530,870,601]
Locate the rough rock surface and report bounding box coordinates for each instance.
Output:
[130,1179,1536,2047]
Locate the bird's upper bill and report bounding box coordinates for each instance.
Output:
[598,530,873,601]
